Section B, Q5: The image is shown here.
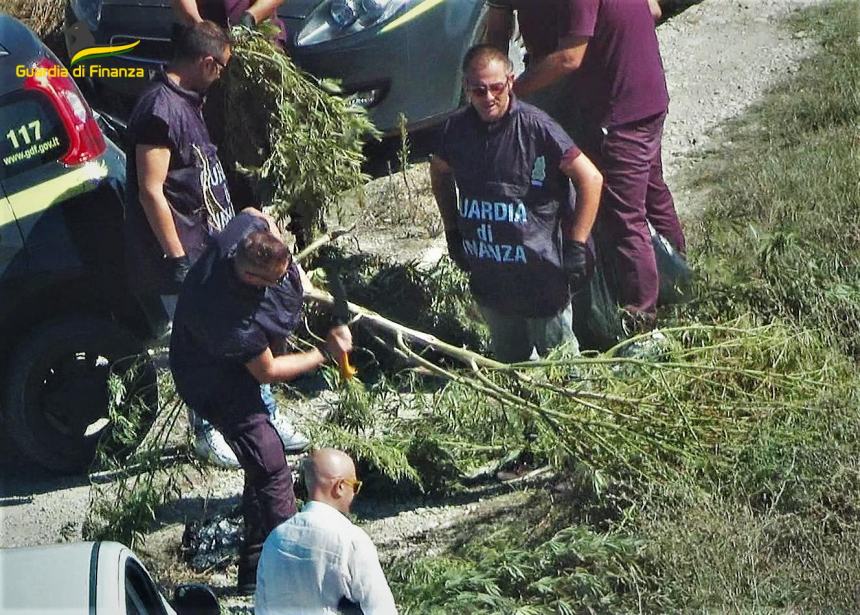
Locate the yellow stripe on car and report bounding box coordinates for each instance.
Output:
[0,162,109,278]
[380,0,445,34]
[5,161,109,223]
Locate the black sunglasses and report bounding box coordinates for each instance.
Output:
[210,56,228,71]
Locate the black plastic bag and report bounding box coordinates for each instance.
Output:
[572,225,693,351]
[651,222,693,306]
[572,231,626,351]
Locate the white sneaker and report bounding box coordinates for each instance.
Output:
[193,423,241,470]
[269,410,310,453]
[618,329,669,360]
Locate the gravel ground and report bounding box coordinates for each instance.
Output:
[0,0,826,609]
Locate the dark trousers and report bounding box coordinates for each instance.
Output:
[580,111,685,316]
[217,411,297,574]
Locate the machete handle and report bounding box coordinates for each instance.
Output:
[338,351,357,379]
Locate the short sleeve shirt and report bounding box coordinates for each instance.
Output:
[125,70,235,293]
[436,97,580,318]
[562,0,670,127]
[169,213,304,421]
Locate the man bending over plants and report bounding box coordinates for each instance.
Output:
[169,211,353,593]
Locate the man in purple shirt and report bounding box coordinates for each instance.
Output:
[171,1,286,211]
[431,45,602,362]
[126,21,234,301]
[171,213,353,594]
[487,0,685,329]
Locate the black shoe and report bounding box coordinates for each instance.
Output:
[237,539,263,595]
[236,581,256,596]
[236,564,256,596]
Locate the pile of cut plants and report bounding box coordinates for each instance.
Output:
[217,25,378,242]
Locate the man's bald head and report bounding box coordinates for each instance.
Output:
[304,448,355,489]
[303,449,360,514]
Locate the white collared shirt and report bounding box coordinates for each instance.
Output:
[255,501,398,615]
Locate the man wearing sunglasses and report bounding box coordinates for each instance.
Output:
[171,1,288,219]
[256,448,398,614]
[170,212,353,594]
[486,0,686,334]
[430,45,602,363]
[126,20,234,306]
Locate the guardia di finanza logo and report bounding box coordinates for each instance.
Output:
[17,41,145,80]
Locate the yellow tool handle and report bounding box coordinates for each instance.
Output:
[339,351,357,379]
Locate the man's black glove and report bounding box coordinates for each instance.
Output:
[562,239,590,291]
[165,255,191,290]
[445,230,470,272]
[238,11,256,28]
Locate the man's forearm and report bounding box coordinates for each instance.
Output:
[258,348,326,384]
[172,0,203,24]
[484,7,513,54]
[430,165,459,232]
[560,152,603,243]
[567,184,601,243]
[247,0,283,23]
[139,191,185,257]
[514,39,588,98]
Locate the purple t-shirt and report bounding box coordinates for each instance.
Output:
[563,0,669,127]
[125,70,235,293]
[437,97,580,318]
[170,212,304,420]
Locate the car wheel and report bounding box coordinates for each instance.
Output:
[3,317,158,474]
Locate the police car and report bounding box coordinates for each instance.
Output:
[65,0,491,136]
[0,14,159,473]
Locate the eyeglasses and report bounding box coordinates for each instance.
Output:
[341,478,362,495]
[210,56,228,73]
[465,79,509,97]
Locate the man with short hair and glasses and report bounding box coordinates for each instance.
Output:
[126,20,235,305]
[256,448,398,614]
[170,0,287,214]
[170,212,353,594]
[430,44,603,362]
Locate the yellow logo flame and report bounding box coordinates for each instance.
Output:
[70,41,141,66]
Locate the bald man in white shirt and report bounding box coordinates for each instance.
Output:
[255,449,398,615]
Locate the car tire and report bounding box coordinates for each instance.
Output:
[3,317,158,474]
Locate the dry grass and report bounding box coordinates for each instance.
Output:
[3,0,66,56]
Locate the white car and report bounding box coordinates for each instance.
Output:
[0,541,218,614]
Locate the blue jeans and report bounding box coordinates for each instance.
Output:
[259,383,278,416]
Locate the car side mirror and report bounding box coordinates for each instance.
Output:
[172,583,220,615]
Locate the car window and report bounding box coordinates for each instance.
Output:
[0,90,68,180]
[124,560,167,615]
